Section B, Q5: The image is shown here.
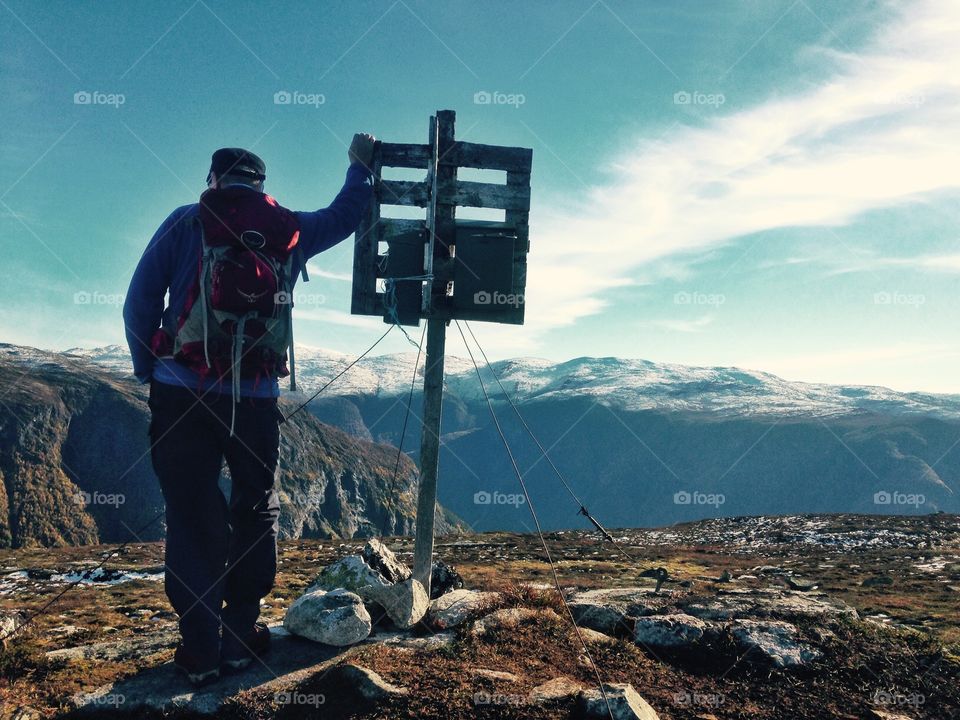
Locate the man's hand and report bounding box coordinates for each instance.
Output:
[348,132,376,167]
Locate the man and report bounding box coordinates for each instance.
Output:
[122,134,375,684]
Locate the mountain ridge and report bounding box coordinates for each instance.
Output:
[0,344,464,548]
[59,342,960,420]
[43,342,960,533]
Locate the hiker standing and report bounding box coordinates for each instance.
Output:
[122,134,375,684]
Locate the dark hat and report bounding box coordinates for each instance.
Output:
[209,148,266,180]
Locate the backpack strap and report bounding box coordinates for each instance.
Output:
[288,320,297,392]
[296,245,309,282]
[196,217,213,369]
[289,244,306,391]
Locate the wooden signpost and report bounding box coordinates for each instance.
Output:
[352,109,532,595]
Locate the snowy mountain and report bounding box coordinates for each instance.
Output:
[56,342,960,532]
[63,343,960,420]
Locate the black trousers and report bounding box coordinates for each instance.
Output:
[147,378,283,652]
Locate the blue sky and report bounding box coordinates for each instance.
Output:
[1,0,958,392]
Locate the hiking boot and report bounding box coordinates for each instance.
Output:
[174,641,220,686]
[221,622,271,671]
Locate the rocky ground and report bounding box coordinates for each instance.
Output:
[0,513,958,719]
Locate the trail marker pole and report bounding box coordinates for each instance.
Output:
[352,109,532,597]
[411,316,446,592]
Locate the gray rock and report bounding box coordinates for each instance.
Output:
[427,589,500,630]
[785,576,818,591]
[0,612,22,640]
[578,627,617,645]
[47,629,179,662]
[529,676,586,703]
[469,667,520,682]
[49,625,83,638]
[730,619,821,668]
[310,555,390,593]
[361,539,411,585]
[375,630,454,651]
[567,587,674,636]
[283,588,372,646]
[359,578,428,629]
[679,589,857,622]
[868,710,916,720]
[752,565,786,575]
[578,682,661,719]
[569,603,626,636]
[632,613,715,648]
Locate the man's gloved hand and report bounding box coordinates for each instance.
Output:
[348,132,376,167]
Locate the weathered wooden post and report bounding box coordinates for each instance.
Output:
[411,111,454,592]
[352,109,532,597]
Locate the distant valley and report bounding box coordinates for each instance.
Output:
[62,343,960,535]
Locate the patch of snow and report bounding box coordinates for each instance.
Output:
[0,567,163,594]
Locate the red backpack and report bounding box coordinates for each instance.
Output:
[153,187,306,432]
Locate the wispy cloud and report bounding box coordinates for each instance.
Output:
[293,307,387,329]
[305,263,353,282]
[643,316,714,334]
[825,252,960,276]
[510,0,960,351]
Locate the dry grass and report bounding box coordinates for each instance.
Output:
[1,516,958,718]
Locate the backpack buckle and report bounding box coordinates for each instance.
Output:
[240,230,266,250]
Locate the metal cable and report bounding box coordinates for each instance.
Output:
[454,320,616,720]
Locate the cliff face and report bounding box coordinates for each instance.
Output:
[0,345,461,548]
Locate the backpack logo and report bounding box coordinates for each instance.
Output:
[237,288,269,304]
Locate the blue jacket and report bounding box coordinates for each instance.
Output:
[123,163,373,397]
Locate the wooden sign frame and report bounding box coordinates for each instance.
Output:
[351,109,532,326]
